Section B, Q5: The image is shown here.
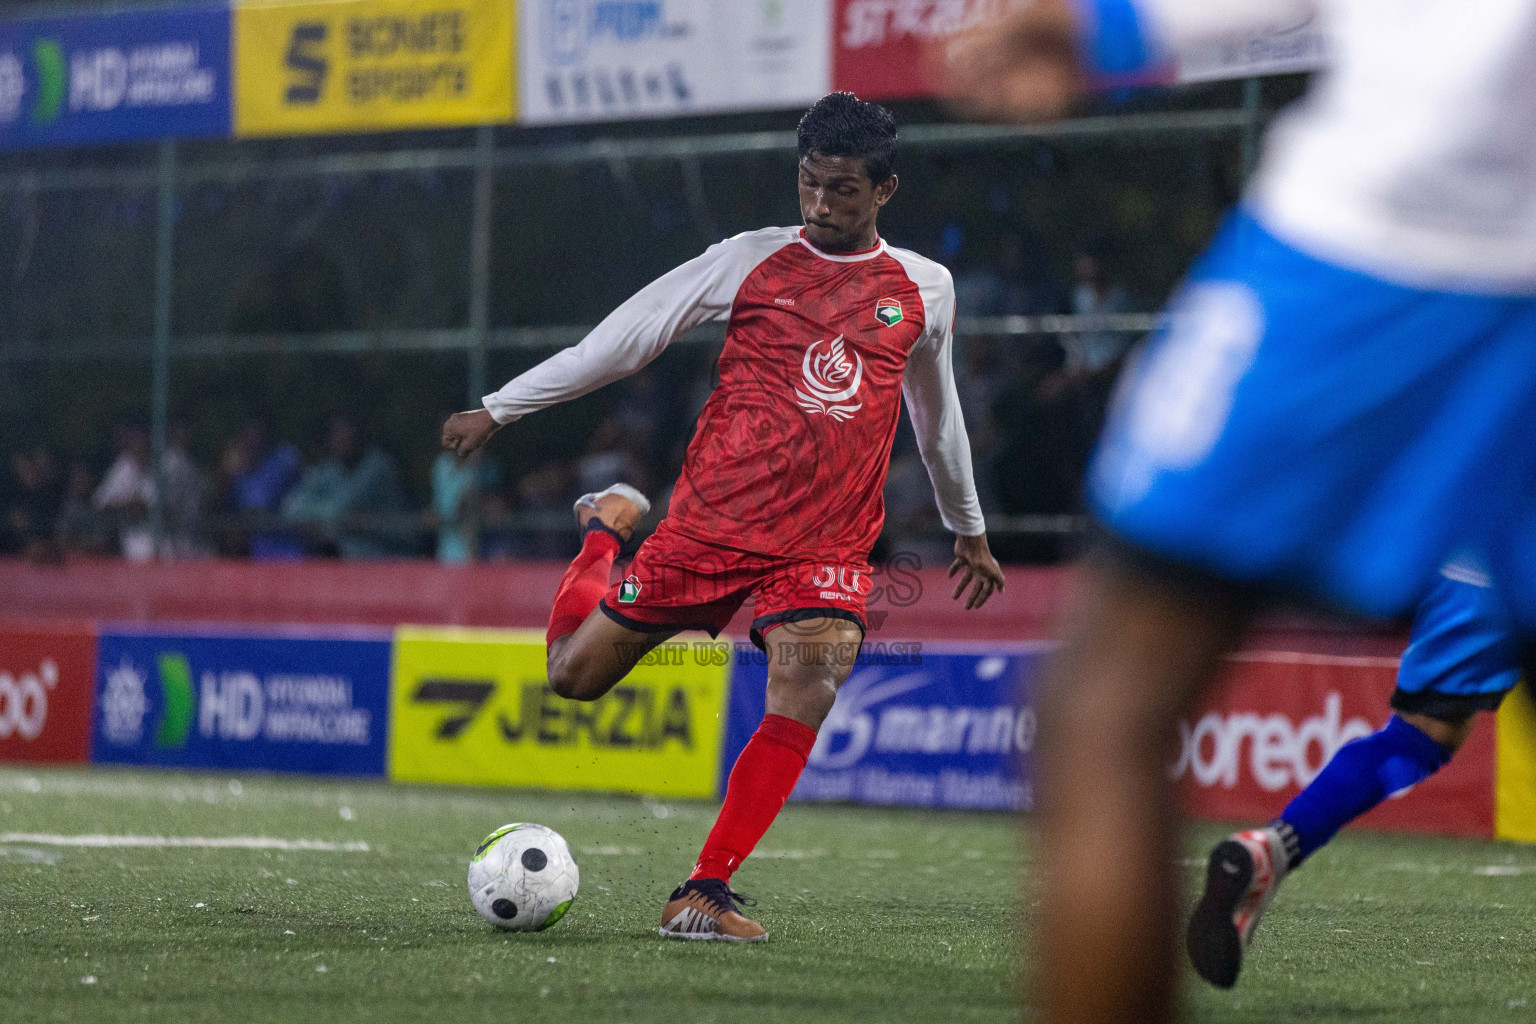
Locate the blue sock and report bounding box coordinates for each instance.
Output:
[1274,716,1451,868]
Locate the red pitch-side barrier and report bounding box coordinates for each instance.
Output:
[0,557,1401,651]
[0,557,1070,638]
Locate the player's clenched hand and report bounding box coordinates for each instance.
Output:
[940,0,1085,122]
[949,533,1006,611]
[441,408,501,458]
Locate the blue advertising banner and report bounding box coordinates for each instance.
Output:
[0,3,231,150]
[92,625,392,776]
[723,643,1047,810]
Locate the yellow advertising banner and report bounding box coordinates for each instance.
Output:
[389,627,731,798]
[234,0,514,137]
[1496,680,1536,842]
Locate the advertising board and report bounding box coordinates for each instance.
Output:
[519,0,829,123]
[92,625,393,775]
[724,643,1042,810]
[1177,653,1496,839]
[832,0,1004,102]
[234,0,515,136]
[1174,10,1326,84]
[390,626,730,797]
[1496,681,1536,842]
[833,0,1325,101]
[725,642,1498,837]
[0,4,231,149]
[0,620,97,764]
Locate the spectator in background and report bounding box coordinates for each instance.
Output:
[5,442,62,562]
[996,231,1055,315]
[93,421,155,561]
[430,437,498,564]
[474,485,519,561]
[159,422,211,558]
[281,415,407,559]
[954,335,1011,512]
[220,417,302,559]
[879,444,952,567]
[611,374,661,467]
[951,227,1005,318]
[1065,250,1132,373]
[954,230,1055,318]
[56,460,110,557]
[573,415,650,498]
[990,340,1077,561]
[505,461,575,559]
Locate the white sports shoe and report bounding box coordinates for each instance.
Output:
[1187,827,1290,988]
[572,483,651,541]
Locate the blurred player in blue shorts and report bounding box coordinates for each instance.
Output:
[1188,562,1524,988]
[947,0,1536,1020]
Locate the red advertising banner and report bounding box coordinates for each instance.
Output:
[832,0,1327,103]
[0,620,98,764]
[1175,652,1496,839]
[833,0,1002,101]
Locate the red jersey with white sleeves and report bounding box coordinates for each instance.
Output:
[483,226,984,562]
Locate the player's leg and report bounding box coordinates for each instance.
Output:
[660,614,864,942]
[1186,710,1465,989]
[543,483,676,701]
[547,602,678,701]
[1035,547,1251,1024]
[1190,567,1521,987]
[1037,210,1536,1024]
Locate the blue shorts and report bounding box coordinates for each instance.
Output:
[1392,564,1523,717]
[1091,209,1536,624]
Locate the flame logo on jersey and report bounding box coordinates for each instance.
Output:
[796,335,864,421]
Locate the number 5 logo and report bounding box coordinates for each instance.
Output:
[285,21,329,105]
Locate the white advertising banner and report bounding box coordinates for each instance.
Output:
[1175,10,1326,84]
[519,0,832,124]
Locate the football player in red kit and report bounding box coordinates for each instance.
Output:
[442,92,1005,942]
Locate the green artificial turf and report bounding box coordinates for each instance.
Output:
[1,766,1533,1023]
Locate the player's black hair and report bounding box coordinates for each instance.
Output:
[796,92,898,184]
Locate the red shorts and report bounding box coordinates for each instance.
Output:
[599,520,869,649]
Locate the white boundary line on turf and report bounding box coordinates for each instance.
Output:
[0,833,371,852]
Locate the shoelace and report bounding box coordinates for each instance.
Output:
[683,880,756,916]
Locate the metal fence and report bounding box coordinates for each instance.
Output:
[0,84,1266,551]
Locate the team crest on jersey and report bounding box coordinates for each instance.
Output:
[796,335,864,421]
[617,575,642,604]
[875,297,903,327]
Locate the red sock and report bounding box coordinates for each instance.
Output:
[546,527,621,647]
[691,714,818,883]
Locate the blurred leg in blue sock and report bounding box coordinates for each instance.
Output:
[1273,714,1457,867]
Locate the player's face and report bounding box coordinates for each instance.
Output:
[798,153,898,253]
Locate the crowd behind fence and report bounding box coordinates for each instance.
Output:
[0,77,1295,565]
[3,310,1134,567]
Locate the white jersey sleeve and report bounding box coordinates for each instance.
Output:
[887,246,987,538]
[482,227,796,424]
